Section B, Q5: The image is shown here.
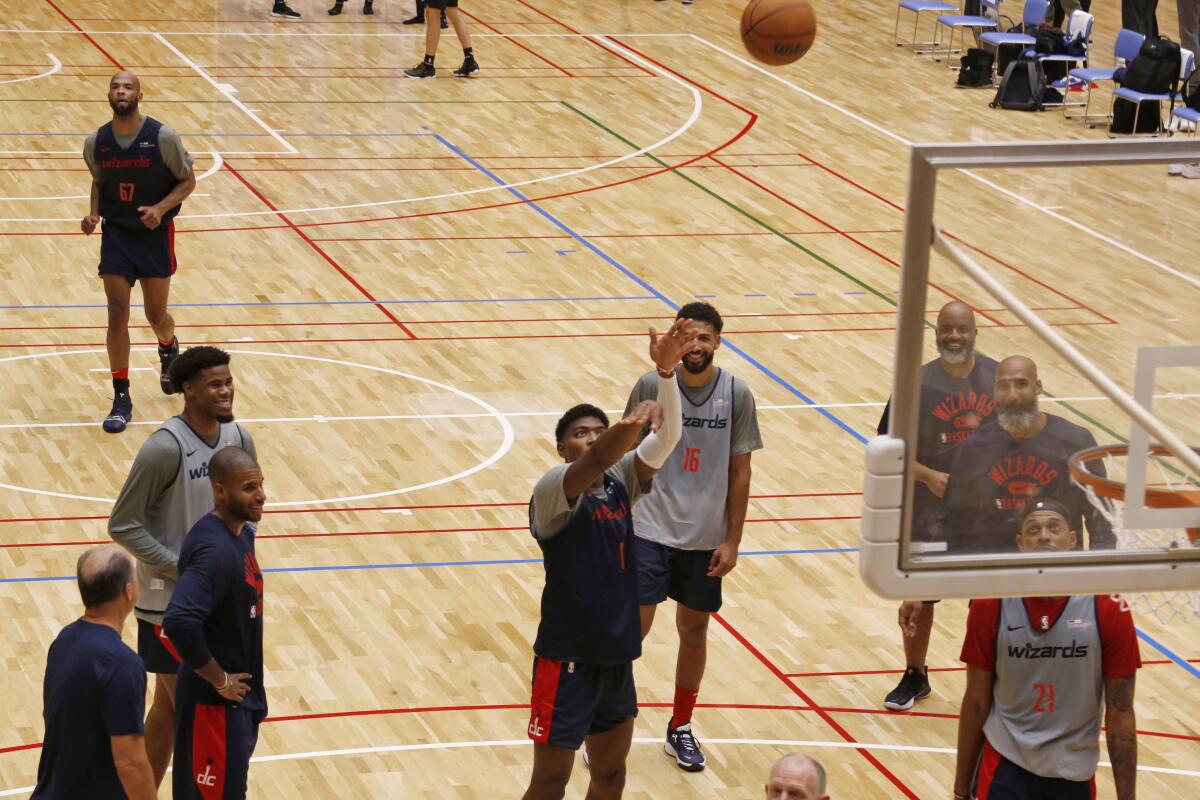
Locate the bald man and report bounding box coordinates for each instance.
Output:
[877,301,998,712]
[83,71,195,434]
[164,447,266,799]
[936,355,1115,554]
[765,753,830,800]
[32,546,156,800]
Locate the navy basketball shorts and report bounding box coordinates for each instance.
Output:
[975,739,1096,800]
[98,221,177,285]
[526,657,637,750]
[174,700,261,800]
[425,0,459,9]
[635,538,723,613]
[137,618,184,674]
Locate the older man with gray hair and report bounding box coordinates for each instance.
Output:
[765,752,830,800]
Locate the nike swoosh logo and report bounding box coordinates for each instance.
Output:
[1006,625,1024,631]
[185,449,197,457]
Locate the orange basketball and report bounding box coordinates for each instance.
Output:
[740,0,818,66]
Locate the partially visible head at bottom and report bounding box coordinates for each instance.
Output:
[765,752,829,800]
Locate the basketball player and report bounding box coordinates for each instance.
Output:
[31,546,156,800]
[83,71,195,433]
[624,302,762,771]
[523,318,698,800]
[764,753,830,800]
[108,346,256,788]
[403,0,480,78]
[936,355,1115,554]
[953,499,1140,800]
[164,447,266,800]
[879,301,998,712]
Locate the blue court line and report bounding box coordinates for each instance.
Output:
[433,133,870,446]
[1135,629,1200,680]
[0,295,657,311]
[0,547,855,584]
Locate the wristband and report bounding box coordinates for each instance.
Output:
[215,673,231,693]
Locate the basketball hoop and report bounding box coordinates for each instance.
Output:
[1069,444,1200,621]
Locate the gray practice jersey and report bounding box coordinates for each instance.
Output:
[983,596,1103,782]
[627,369,762,550]
[531,452,650,541]
[83,119,194,181]
[108,417,254,624]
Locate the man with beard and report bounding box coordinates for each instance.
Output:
[164,447,266,800]
[953,500,1139,800]
[109,346,256,789]
[83,72,195,433]
[937,355,1115,554]
[878,301,998,712]
[623,302,762,772]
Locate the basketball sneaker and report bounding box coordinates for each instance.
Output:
[363,0,374,13]
[404,62,437,79]
[664,722,706,772]
[883,667,931,711]
[453,57,480,77]
[271,1,302,19]
[102,393,133,434]
[158,338,179,395]
[403,12,423,23]
[328,1,344,14]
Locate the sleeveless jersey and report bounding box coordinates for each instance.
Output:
[94,117,182,229]
[135,417,248,624]
[983,595,1103,781]
[531,474,641,664]
[633,369,733,551]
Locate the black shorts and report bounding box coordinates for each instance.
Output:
[426,0,459,9]
[526,657,637,750]
[98,220,177,285]
[976,739,1095,799]
[138,618,184,674]
[174,700,260,799]
[635,537,723,613]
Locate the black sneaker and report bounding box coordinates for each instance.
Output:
[884,667,931,711]
[404,62,436,79]
[362,0,373,13]
[402,13,423,24]
[158,338,179,395]
[441,12,448,28]
[453,57,480,77]
[664,722,706,772]
[102,393,133,434]
[328,1,344,14]
[271,2,302,19]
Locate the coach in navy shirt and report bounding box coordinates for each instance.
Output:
[164,446,266,800]
[32,545,156,800]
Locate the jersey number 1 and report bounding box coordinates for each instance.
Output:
[683,447,701,473]
[1032,682,1056,713]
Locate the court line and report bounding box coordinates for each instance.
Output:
[38,1,122,69]
[1137,629,1200,680]
[785,658,1200,678]
[0,294,659,310]
[0,53,60,85]
[152,32,298,154]
[0,151,223,201]
[222,160,416,337]
[457,7,572,77]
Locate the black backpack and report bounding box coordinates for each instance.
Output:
[1182,68,1200,111]
[1120,36,1182,96]
[1033,26,1069,82]
[991,58,1046,111]
[957,48,995,89]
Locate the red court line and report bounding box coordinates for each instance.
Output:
[707,154,1011,329]
[66,17,564,25]
[792,151,1116,325]
[712,612,920,797]
[222,161,417,339]
[41,0,124,70]
[176,162,811,173]
[456,8,572,77]
[308,228,903,242]
[785,657,1200,678]
[509,0,654,76]
[0,515,859,550]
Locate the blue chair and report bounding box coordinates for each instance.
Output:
[933,0,1002,62]
[979,0,1047,74]
[1068,28,1145,123]
[895,0,958,49]
[1110,48,1195,136]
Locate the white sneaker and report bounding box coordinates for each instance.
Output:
[1169,163,1187,175]
[1182,163,1200,179]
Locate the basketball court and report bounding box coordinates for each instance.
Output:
[0,1,1196,797]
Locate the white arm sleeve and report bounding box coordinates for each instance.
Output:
[635,373,682,469]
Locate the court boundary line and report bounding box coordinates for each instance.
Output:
[0,53,59,85]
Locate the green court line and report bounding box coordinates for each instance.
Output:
[559,101,1145,445]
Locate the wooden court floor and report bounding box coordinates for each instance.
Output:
[0,1,1197,797]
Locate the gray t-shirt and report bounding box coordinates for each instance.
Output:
[108,424,257,578]
[625,369,763,456]
[83,118,194,181]
[531,452,649,541]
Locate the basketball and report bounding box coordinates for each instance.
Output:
[740,0,818,66]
